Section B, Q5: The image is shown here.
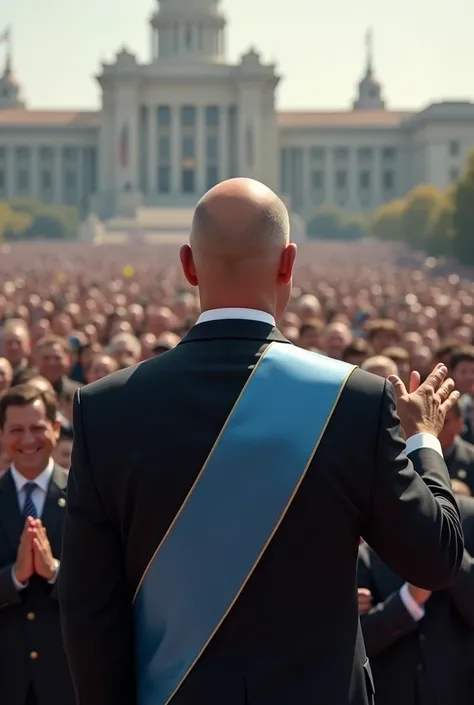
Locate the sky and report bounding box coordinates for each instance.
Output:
[2,0,473,111]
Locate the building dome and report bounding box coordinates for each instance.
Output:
[0,53,25,109]
[353,29,385,110]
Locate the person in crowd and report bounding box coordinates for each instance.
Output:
[33,335,80,402]
[296,319,325,350]
[342,339,372,366]
[365,319,401,355]
[450,346,474,444]
[60,178,462,705]
[361,355,398,378]
[321,321,352,359]
[383,346,411,387]
[438,400,474,494]
[107,331,142,369]
[86,353,119,383]
[357,494,474,705]
[0,384,75,705]
[0,355,13,395]
[151,332,181,356]
[0,318,32,384]
[53,426,74,471]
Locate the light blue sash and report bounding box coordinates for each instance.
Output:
[133,342,355,705]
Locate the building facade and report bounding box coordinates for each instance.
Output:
[1,0,474,222]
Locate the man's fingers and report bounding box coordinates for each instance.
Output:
[440,390,461,415]
[409,370,421,394]
[435,378,455,402]
[388,375,408,400]
[421,363,448,392]
[358,588,371,597]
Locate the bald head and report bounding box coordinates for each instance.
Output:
[190,178,290,263]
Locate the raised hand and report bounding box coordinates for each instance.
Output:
[388,363,459,439]
[13,518,35,584]
[31,519,57,581]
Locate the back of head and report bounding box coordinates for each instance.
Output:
[180,178,296,320]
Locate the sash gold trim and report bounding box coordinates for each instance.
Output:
[134,344,355,705]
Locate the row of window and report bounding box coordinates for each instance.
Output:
[311,169,396,191]
[156,166,219,195]
[309,146,398,162]
[156,105,220,129]
[0,146,93,163]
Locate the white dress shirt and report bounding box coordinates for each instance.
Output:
[10,458,59,590]
[196,306,442,618]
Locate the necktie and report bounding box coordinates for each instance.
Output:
[23,482,38,520]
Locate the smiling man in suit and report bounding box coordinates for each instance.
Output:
[61,178,463,705]
[0,384,74,705]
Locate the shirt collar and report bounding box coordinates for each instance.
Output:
[10,458,55,494]
[196,308,276,327]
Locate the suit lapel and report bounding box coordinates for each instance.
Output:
[0,471,23,552]
[41,465,67,539]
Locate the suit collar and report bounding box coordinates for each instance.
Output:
[179,318,290,345]
[196,308,276,327]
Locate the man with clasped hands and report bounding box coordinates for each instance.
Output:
[60,178,463,705]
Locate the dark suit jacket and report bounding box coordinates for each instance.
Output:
[60,320,464,705]
[0,465,75,705]
[357,495,474,705]
[445,436,474,494]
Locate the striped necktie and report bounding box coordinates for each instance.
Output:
[23,482,38,520]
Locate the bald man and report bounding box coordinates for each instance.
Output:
[60,179,463,705]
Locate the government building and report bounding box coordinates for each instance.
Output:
[1,0,474,233]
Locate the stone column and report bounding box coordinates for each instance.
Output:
[196,106,206,195]
[148,105,157,194]
[219,104,229,183]
[171,105,181,196]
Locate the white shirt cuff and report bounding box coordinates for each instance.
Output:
[406,433,443,458]
[400,582,425,621]
[11,566,28,591]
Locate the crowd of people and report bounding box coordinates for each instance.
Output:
[0,237,473,705]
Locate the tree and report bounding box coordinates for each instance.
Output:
[401,184,446,250]
[452,153,474,263]
[371,199,405,241]
[24,205,79,240]
[0,201,33,242]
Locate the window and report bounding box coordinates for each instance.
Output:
[311,147,325,160]
[63,147,78,162]
[158,136,170,161]
[206,165,219,190]
[65,170,77,190]
[41,170,52,190]
[17,169,29,191]
[383,170,394,190]
[158,106,171,127]
[449,140,460,157]
[358,148,372,160]
[206,135,218,161]
[359,170,370,189]
[181,106,196,127]
[312,170,324,189]
[158,166,170,193]
[382,147,396,160]
[182,169,195,194]
[15,147,30,161]
[206,106,219,128]
[334,148,348,160]
[0,169,5,190]
[39,147,53,161]
[182,136,195,160]
[335,170,347,189]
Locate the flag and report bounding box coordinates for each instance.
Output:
[0,27,10,44]
[119,123,129,168]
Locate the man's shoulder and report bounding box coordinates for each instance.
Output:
[77,351,177,403]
